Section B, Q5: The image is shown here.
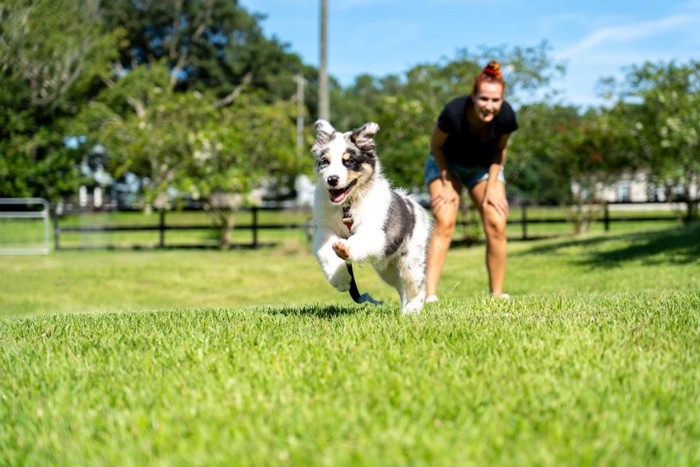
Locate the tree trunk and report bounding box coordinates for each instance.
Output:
[218,212,235,249]
[684,187,698,222]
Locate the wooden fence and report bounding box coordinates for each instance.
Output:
[52,206,312,250]
[509,202,681,240]
[50,203,684,251]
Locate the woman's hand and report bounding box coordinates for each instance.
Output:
[431,175,460,214]
[482,184,509,218]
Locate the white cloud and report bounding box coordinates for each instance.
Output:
[559,14,695,58]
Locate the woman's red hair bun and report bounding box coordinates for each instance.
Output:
[482,61,502,79]
[471,60,506,95]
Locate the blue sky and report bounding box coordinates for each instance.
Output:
[240,0,700,108]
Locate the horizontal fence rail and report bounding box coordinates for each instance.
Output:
[50,203,685,251]
[53,207,314,251]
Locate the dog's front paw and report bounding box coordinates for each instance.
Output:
[332,240,351,261]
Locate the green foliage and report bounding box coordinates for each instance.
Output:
[0,0,305,205]
[1,0,697,220]
[0,0,109,109]
[0,127,80,200]
[0,0,121,201]
[551,109,637,231]
[499,103,574,202]
[622,61,700,219]
[101,0,307,101]
[76,63,300,246]
[335,43,565,191]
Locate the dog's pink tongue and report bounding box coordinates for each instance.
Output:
[329,189,346,203]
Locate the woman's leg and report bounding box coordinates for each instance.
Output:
[468,180,508,296]
[425,177,461,298]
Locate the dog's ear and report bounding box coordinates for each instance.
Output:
[351,122,380,155]
[312,119,336,154]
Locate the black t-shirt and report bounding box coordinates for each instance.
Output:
[437,95,518,167]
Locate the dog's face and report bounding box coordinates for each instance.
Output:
[312,119,380,205]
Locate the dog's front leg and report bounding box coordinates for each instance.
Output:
[314,229,352,292]
[332,228,385,263]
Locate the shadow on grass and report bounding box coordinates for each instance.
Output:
[517,221,700,268]
[56,242,280,252]
[267,303,384,318]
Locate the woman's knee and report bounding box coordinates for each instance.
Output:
[482,211,507,240]
[433,211,457,237]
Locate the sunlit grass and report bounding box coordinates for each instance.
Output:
[2,223,697,316]
[1,223,698,465]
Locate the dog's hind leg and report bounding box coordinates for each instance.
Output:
[402,218,431,313]
[402,288,425,314]
[376,263,401,294]
[400,284,425,314]
[398,255,427,314]
[376,259,424,313]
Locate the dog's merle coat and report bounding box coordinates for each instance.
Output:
[311,119,432,313]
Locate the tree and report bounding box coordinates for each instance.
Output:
[82,64,301,248]
[333,43,565,191]
[619,61,700,220]
[185,95,302,247]
[507,103,581,203]
[0,0,313,209]
[556,109,638,232]
[0,0,121,201]
[101,0,309,102]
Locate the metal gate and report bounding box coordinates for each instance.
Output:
[0,198,50,255]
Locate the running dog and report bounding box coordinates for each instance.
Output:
[311,119,432,313]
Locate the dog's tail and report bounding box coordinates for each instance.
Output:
[346,264,383,305]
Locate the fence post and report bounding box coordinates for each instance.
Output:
[604,203,610,232]
[252,207,259,248]
[521,203,528,240]
[53,207,61,251]
[159,209,165,248]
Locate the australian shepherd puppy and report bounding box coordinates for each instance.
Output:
[311,119,432,313]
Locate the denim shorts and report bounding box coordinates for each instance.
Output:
[424,154,505,189]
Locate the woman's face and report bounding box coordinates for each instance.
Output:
[473,82,504,124]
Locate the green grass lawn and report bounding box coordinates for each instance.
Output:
[1,223,699,465]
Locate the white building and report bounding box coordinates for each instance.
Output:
[576,171,698,204]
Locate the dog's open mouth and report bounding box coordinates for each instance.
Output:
[328,180,357,204]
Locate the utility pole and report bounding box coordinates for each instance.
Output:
[318,0,329,121]
[295,74,305,156]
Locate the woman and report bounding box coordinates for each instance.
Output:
[424,61,518,302]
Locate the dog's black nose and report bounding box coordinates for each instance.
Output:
[327,175,340,187]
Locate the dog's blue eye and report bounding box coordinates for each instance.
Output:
[318,158,329,168]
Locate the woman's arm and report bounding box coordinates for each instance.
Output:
[482,133,511,217]
[430,124,460,212]
[430,124,451,179]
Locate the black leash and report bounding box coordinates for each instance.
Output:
[347,263,363,303]
[346,263,382,305]
[342,204,382,306]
